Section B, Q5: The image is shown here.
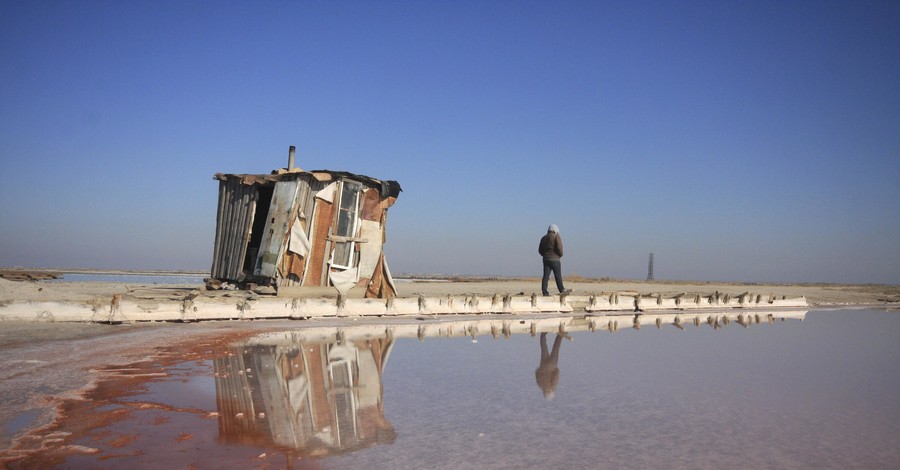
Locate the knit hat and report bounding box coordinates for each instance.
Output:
[548,224,559,233]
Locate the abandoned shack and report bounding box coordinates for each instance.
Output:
[209,156,401,298]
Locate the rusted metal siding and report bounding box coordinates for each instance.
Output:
[303,199,335,286]
[211,178,258,281]
[278,176,330,286]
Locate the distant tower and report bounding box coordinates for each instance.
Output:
[646,253,654,281]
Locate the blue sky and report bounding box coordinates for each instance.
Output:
[1,0,898,284]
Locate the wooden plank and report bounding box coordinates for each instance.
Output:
[326,235,369,243]
[254,180,300,279]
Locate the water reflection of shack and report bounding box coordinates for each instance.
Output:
[209,147,401,297]
[214,337,396,455]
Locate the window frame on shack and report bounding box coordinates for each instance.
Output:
[330,178,363,270]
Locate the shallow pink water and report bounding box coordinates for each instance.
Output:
[16,310,900,469]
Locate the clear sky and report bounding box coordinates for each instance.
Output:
[1,0,898,284]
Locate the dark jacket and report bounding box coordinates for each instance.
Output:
[539,232,563,260]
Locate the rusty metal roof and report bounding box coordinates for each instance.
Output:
[213,169,401,197]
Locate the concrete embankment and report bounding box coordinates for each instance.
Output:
[2,277,896,323]
[0,290,806,323]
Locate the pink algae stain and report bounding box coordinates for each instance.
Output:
[108,434,138,448]
[151,415,169,425]
[3,329,268,468]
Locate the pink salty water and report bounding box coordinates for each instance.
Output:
[24,310,900,469]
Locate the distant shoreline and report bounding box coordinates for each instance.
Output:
[0,267,209,277]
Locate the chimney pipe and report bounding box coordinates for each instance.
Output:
[288,145,296,170]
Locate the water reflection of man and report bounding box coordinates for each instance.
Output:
[535,332,565,400]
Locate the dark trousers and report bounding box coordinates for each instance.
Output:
[542,259,565,295]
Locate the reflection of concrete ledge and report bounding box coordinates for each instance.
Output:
[0,291,808,323]
[244,310,809,345]
[582,292,808,311]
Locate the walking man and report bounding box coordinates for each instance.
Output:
[539,224,570,296]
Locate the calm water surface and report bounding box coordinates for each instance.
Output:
[52,309,900,469]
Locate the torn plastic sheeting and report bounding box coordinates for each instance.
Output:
[329,266,359,294]
[357,220,383,277]
[288,214,311,257]
[315,182,337,203]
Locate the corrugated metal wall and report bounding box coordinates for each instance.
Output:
[211,178,259,281]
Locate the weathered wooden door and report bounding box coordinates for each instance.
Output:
[254,179,300,280]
